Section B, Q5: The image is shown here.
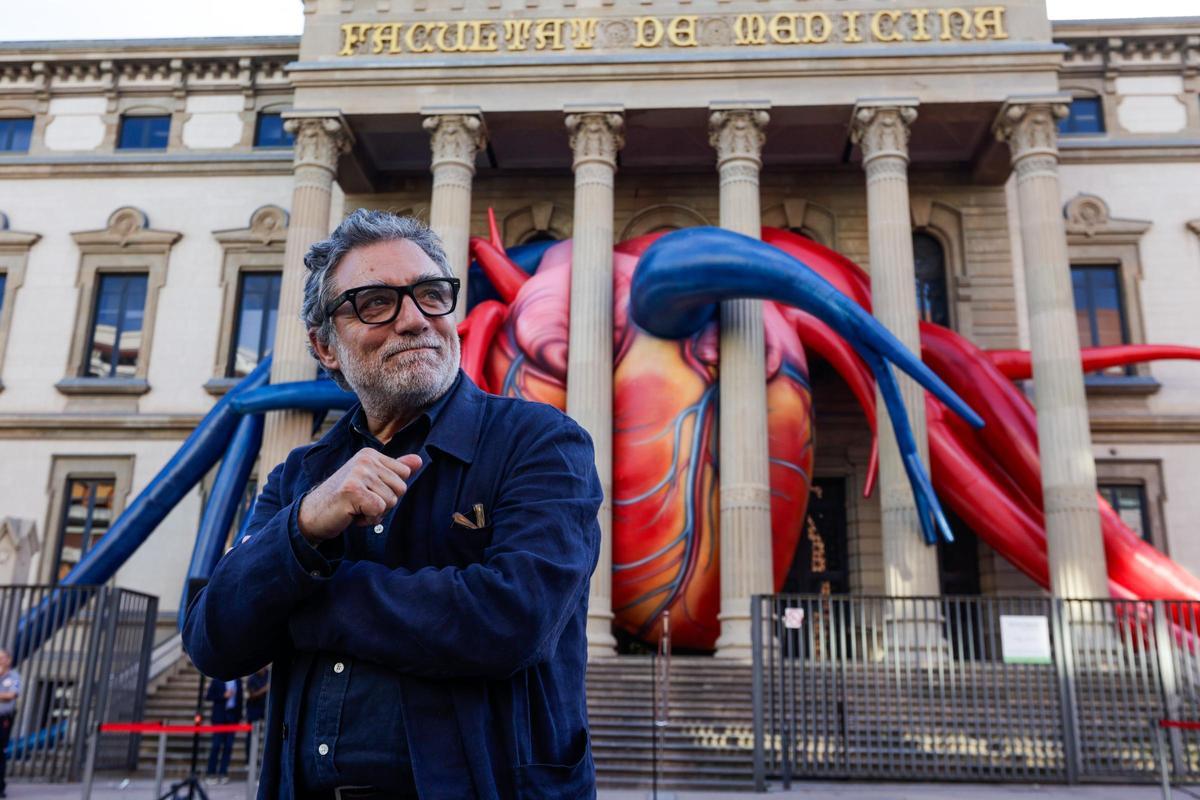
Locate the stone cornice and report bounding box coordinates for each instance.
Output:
[0,213,39,252]
[0,412,204,439]
[0,153,294,179]
[71,207,181,252]
[212,205,289,249]
[1063,194,1151,241]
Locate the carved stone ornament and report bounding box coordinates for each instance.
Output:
[283,116,352,172]
[708,108,769,167]
[993,102,1069,161]
[850,105,917,164]
[423,113,487,171]
[1064,194,1110,237]
[248,205,289,244]
[565,112,625,170]
[71,207,180,251]
[108,207,150,245]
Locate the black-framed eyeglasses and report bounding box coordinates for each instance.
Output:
[325,278,461,324]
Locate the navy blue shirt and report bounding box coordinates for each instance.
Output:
[295,387,454,793]
[183,372,602,799]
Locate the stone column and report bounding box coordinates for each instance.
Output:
[708,104,773,659]
[849,100,941,599]
[565,106,625,659]
[258,113,351,481]
[423,108,486,320]
[995,97,1108,599]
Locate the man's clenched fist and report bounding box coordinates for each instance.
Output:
[297,448,423,544]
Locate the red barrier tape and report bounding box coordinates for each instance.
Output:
[1159,720,1200,731]
[99,723,252,734]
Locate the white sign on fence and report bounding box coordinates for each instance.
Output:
[783,607,805,629]
[999,614,1053,664]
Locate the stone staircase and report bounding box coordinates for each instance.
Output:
[132,654,757,788]
[586,655,757,791]
[133,659,255,779]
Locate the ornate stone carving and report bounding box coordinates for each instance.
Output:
[708,108,769,167]
[993,102,1069,162]
[422,113,486,172]
[284,116,351,173]
[850,104,917,164]
[1064,194,1110,237]
[565,111,625,170]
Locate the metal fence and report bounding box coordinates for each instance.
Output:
[0,585,157,781]
[751,594,1200,789]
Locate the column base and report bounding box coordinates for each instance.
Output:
[713,615,756,662]
[586,613,617,660]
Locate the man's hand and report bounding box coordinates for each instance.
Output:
[297,449,423,544]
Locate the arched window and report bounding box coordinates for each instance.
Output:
[912,231,950,327]
[518,230,560,245]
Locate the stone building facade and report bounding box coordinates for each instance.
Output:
[0,3,1197,651]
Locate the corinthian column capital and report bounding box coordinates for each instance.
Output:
[422,110,487,172]
[993,96,1071,167]
[708,105,769,168]
[565,109,625,171]
[850,100,918,165]
[283,113,353,173]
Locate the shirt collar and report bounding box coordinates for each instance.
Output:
[302,370,486,480]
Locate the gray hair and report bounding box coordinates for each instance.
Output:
[301,209,452,384]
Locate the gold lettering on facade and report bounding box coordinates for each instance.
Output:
[534,18,567,50]
[339,23,373,56]
[371,23,404,54]
[634,17,664,48]
[768,14,801,45]
[404,22,435,53]
[504,19,534,50]
[570,18,598,49]
[667,16,699,47]
[433,22,465,52]
[842,11,864,43]
[801,12,832,44]
[870,10,904,42]
[466,20,500,52]
[974,6,1008,39]
[336,5,1012,55]
[734,14,767,46]
[938,8,975,40]
[911,9,932,41]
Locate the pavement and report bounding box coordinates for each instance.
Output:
[2,778,1190,799]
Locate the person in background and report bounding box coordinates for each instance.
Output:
[205,676,242,785]
[0,650,20,799]
[244,666,269,764]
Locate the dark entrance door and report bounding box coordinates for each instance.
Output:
[784,477,850,595]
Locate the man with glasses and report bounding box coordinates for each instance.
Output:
[185,210,602,799]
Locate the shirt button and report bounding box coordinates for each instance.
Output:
[373,524,384,534]
[241,535,251,544]
[309,570,320,578]
[333,662,344,674]
[318,743,329,756]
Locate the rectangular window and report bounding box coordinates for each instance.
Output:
[1072,265,1129,376]
[117,115,170,150]
[1099,484,1151,544]
[1058,97,1104,135]
[53,477,116,582]
[85,273,148,378]
[0,273,8,317]
[228,271,281,377]
[253,112,294,148]
[0,118,33,153]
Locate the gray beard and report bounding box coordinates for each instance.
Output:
[333,332,461,424]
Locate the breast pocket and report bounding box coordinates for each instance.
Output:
[436,518,493,568]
